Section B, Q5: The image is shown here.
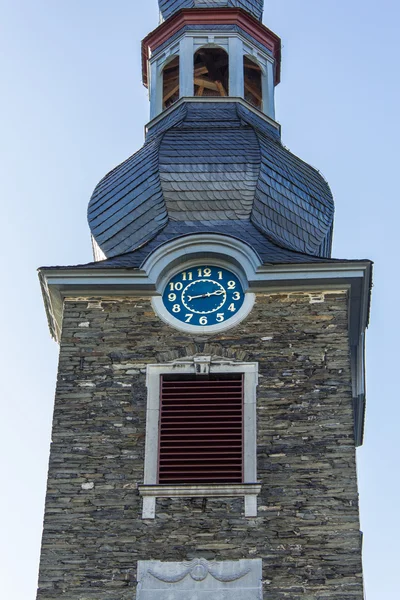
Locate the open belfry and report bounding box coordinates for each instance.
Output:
[37,1,372,598]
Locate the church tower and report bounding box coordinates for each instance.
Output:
[37,1,372,598]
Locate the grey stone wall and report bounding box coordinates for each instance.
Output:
[36,291,363,599]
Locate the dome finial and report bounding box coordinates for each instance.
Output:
[159,1,264,22]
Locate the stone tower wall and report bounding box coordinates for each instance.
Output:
[36,291,363,599]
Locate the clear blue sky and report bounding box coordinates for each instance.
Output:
[0,0,398,598]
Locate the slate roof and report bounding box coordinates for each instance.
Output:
[88,101,334,260]
[159,1,264,22]
[88,135,168,257]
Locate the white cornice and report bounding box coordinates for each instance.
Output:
[39,259,371,343]
[150,28,275,64]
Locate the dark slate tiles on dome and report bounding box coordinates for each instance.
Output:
[88,100,334,260]
[88,137,167,257]
[181,101,241,126]
[128,220,334,265]
[252,133,334,255]
[147,102,188,140]
[159,125,260,221]
[158,1,264,22]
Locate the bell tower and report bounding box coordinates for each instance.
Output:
[37,1,372,598]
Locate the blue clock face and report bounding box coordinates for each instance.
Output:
[162,266,245,327]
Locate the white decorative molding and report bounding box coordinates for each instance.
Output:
[137,558,263,599]
[141,233,262,288]
[142,359,259,519]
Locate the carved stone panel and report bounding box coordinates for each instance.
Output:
[137,558,263,599]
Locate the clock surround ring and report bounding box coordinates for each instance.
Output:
[152,262,255,333]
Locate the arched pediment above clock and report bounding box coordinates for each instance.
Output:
[141,232,262,289]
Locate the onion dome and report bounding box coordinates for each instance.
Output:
[88,102,334,259]
[159,1,264,22]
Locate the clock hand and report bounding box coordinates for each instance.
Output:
[206,290,225,297]
[188,290,226,301]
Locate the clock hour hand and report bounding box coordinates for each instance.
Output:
[206,290,225,297]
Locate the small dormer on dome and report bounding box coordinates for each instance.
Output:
[144,8,280,120]
[159,1,264,22]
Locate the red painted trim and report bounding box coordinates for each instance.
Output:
[141,8,281,87]
[158,376,244,484]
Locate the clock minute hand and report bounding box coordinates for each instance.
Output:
[188,290,225,301]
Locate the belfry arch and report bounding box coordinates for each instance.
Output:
[162,55,180,109]
[194,46,229,97]
[244,54,263,110]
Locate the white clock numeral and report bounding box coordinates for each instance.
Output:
[199,316,208,325]
[170,282,183,291]
[228,303,236,312]
[227,281,236,290]
[233,292,241,300]
[218,271,223,280]
[185,314,193,322]
[216,313,225,322]
[197,267,211,277]
[182,271,193,281]
[172,304,181,313]
[168,293,177,301]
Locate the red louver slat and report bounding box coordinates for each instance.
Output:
[158,376,244,484]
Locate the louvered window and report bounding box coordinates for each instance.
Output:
[158,375,244,484]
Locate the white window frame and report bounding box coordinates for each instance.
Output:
[138,358,260,519]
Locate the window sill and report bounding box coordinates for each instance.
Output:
[138,483,261,519]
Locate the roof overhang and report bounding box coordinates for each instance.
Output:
[141,8,281,87]
[39,261,371,341]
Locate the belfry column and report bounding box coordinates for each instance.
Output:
[228,36,244,97]
[264,59,275,119]
[179,36,194,98]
